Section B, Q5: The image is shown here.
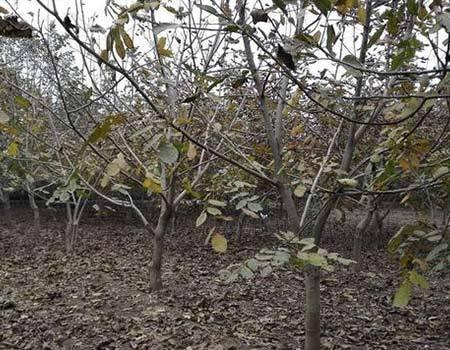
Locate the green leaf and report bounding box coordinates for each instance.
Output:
[250,9,269,24]
[368,25,385,48]
[294,184,307,197]
[247,258,260,271]
[236,199,247,210]
[387,224,416,254]
[313,0,332,15]
[158,142,179,163]
[196,211,207,227]
[306,253,327,267]
[88,114,126,143]
[239,266,254,279]
[393,280,412,307]
[387,11,399,35]
[408,270,429,289]
[260,265,273,277]
[0,110,10,123]
[342,55,363,77]
[406,0,418,15]
[14,96,31,109]
[208,199,227,207]
[206,207,222,216]
[426,243,448,262]
[247,202,263,212]
[211,233,227,253]
[273,0,287,15]
[196,4,219,16]
[433,166,449,179]
[326,25,336,53]
[106,153,129,177]
[128,1,144,13]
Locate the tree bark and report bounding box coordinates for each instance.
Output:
[305,265,321,350]
[352,206,374,272]
[0,188,12,225]
[25,182,40,231]
[149,204,172,291]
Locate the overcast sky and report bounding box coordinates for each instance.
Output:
[12,0,115,27]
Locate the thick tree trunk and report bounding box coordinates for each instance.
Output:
[149,205,172,291]
[305,265,321,350]
[279,183,301,233]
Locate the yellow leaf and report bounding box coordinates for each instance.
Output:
[211,233,227,253]
[187,142,197,160]
[143,177,162,193]
[294,184,307,198]
[399,158,410,171]
[100,49,109,62]
[290,124,304,137]
[7,141,19,156]
[121,31,134,49]
[313,31,321,43]
[337,178,359,187]
[106,162,121,176]
[418,6,428,19]
[115,37,125,59]
[336,0,354,15]
[157,37,173,57]
[357,6,366,24]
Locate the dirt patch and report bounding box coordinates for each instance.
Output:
[0,208,449,349]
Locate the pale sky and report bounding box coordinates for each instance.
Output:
[11,0,118,28]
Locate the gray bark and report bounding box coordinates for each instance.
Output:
[149,203,173,291]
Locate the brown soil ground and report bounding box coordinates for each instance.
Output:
[0,207,449,350]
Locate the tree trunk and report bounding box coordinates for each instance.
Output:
[0,188,12,225]
[352,209,374,272]
[26,183,40,231]
[64,221,78,254]
[149,204,172,291]
[312,198,335,244]
[305,265,321,350]
[279,183,301,233]
[236,211,247,242]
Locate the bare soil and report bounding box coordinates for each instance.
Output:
[0,208,449,350]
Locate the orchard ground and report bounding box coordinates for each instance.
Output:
[1,206,449,350]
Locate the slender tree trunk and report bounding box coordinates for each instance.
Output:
[149,204,172,291]
[443,203,449,227]
[65,221,79,253]
[236,211,247,242]
[64,203,76,253]
[305,265,321,350]
[0,188,12,225]
[352,208,374,272]
[25,182,40,231]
